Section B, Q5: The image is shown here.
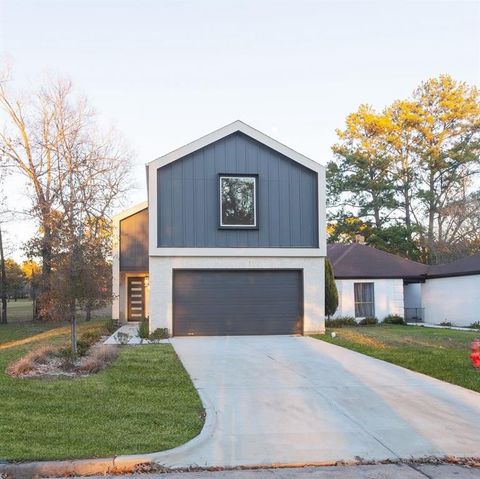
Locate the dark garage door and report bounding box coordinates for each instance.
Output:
[173,270,303,336]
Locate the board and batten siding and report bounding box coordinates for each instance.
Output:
[120,208,149,271]
[156,132,318,248]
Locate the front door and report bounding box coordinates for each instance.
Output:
[127,277,145,321]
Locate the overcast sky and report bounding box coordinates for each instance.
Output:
[0,0,479,260]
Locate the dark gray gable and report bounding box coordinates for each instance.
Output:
[157,131,318,248]
[120,208,149,271]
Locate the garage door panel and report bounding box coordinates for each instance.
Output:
[176,320,302,336]
[173,270,302,336]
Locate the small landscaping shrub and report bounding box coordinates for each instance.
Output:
[439,321,452,327]
[359,316,378,326]
[149,328,170,340]
[65,329,105,356]
[116,331,130,345]
[6,345,58,376]
[325,316,357,328]
[76,339,90,357]
[382,314,405,325]
[105,318,117,333]
[469,321,480,330]
[80,329,103,346]
[138,319,150,339]
[56,347,77,359]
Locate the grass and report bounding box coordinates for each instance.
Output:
[1,299,34,323]
[1,298,112,325]
[313,325,480,393]
[0,319,204,461]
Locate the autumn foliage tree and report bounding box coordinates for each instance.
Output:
[21,260,41,305]
[3,259,26,299]
[328,75,480,263]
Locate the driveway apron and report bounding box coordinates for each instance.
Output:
[168,336,480,468]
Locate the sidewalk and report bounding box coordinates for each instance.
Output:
[53,463,480,479]
[103,323,169,345]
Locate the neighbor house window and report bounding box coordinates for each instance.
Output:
[219,175,257,228]
[354,282,375,317]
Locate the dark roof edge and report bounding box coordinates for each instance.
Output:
[334,271,480,280]
[334,275,426,281]
[426,270,480,279]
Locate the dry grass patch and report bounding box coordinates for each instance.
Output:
[77,345,118,374]
[334,329,386,349]
[6,341,118,378]
[6,345,59,376]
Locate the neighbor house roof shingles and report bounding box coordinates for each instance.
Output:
[427,253,480,278]
[327,243,428,279]
[327,243,480,280]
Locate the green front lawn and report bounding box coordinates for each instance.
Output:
[0,320,204,461]
[1,299,35,323]
[313,325,480,393]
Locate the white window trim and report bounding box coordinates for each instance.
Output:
[219,175,257,228]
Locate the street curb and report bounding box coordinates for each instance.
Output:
[0,388,216,478]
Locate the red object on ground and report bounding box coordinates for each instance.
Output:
[471,339,480,369]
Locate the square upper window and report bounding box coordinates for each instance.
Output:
[219,175,257,228]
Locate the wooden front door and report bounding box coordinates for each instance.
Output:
[127,277,145,321]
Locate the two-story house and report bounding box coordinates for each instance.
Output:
[112,121,326,336]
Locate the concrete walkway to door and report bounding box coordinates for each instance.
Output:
[169,336,480,468]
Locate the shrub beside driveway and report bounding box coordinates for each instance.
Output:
[314,325,480,393]
[0,320,204,461]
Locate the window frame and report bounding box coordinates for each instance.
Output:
[218,174,259,230]
[353,282,375,318]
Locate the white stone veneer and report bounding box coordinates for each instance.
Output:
[149,256,325,335]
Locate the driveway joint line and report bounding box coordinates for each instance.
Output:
[407,463,435,479]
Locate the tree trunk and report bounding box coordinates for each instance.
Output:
[0,226,7,324]
[85,302,92,322]
[403,183,414,257]
[35,218,53,321]
[71,315,77,354]
[427,171,436,263]
[373,207,381,228]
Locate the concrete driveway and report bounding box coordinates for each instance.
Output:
[170,336,480,468]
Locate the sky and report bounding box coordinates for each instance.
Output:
[0,0,479,260]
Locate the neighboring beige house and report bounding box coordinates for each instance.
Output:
[327,243,427,321]
[328,243,480,327]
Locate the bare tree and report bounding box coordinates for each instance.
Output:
[0,67,132,351]
[0,150,8,323]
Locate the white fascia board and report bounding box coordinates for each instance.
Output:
[112,201,148,223]
[317,166,326,252]
[147,120,324,174]
[149,248,324,257]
